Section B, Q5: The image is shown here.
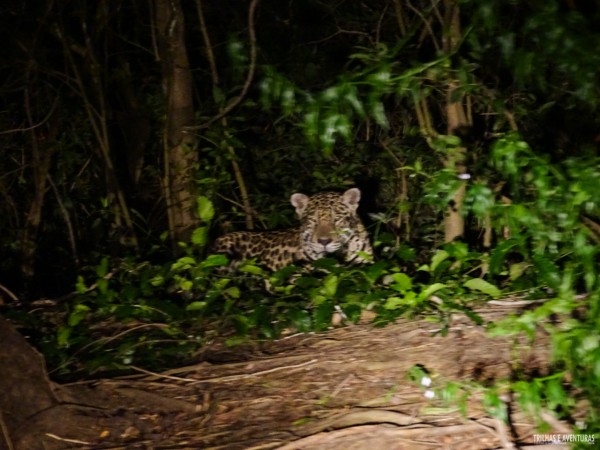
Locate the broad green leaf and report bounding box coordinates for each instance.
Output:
[383,296,404,310]
[240,262,265,276]
[68,304,90,327]
[489,239,519,275]
[171,256,196,271]
[289,309,312,332]
[322,274,338,298]
[430,250,449,273]
[201,254,229,268]
[365,261,388,283]
[391,273,413,293]
[149,275,164,287]
[178,279,193,291]
[545,377,567,410]
[417,283,447,302]
[191,226,208,246]
[532,254,561,290]
[57,326,71,348]
[196,196,215,222]
[224,286,240,299]
[370,101,388,128]
[509,262,529,281]
[186,301,207,311]
[313,302,334,330]
[463,278,502,298]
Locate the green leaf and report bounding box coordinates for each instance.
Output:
[430,250,449,273]
[68,304,90,327]
[178,279,193,291]
[191,226,208,246]
[509,262,529,281]
[489,239,519,275]
[417,283,447,302]
[322,274,338,298]
[96,257,109,278]
[370,101,388,128]
[149,275,164,287]
[75,275,88,294]
[201,254,229,268]
[224,286,240,299]
[365,261,388,283]
[390,273,413,293]
[545,377,567,410]
[463,278,502,298]
[171,256,196,271]
[289,309,312,332]
[57,326,71,348]
[313,302,334,330]
[186,301,207,311]
[532,254,561,290]
[239,262,265,276]
[383,296,404,310]
[482,389,507,421]
[196,196,215,222]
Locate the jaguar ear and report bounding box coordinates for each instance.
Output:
[342,188,361,212]
[291,193,310,217]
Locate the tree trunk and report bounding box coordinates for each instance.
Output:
[155,0,199,247]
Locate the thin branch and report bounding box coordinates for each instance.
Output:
[195,0,219,87]
[0,94,59,135]
[195,0,254,228]
[391,0,407,36]
[406,0,441,52]
[46,174,79,267]
[306,28,370,46]
[185,0,260,130]
[0,284,18,303]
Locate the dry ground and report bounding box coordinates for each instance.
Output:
[1,300,582,450]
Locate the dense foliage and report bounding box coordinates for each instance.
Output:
[1,0,600,438]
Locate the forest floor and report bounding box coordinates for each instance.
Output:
[3,299,582,450]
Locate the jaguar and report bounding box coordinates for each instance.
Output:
[212,188,373,271]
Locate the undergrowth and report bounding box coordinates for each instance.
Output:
[8,133,600,438]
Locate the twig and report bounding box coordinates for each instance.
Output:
[0,93,59,135]
[276,423,502,450]
[303,408,418,434]
[195,0,254,228]
[45,433,91,445]
[406,0,441,52]
[494,417,517,449]
[129,365,199,383]
[46,174,79,266]
[0,283,18,303]
[488,294,587,306]
[540,410,572,434]
[193,358,318,384]
[0,410,15,450]
[186,0,260,130]
[329,374,354,399]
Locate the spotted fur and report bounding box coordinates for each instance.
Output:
[212,188,373,271]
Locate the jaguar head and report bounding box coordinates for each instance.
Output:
[290,188,361,259]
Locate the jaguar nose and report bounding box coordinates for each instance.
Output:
[317,237,332,246]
